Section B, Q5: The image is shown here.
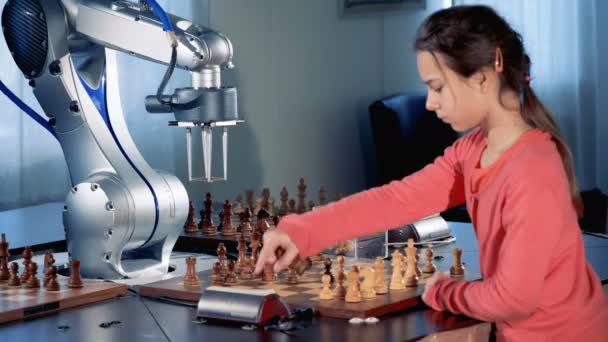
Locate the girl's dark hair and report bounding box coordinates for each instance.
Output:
[415,5,583,217]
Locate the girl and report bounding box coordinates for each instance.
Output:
[254,5,608,341]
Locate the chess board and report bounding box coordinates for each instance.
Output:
[0,278,128,324]
[139,256,480,319]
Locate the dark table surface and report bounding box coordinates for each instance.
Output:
[1,207,607,341]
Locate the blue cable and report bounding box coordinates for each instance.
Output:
[144,0,174,32]
[0,79,57,140]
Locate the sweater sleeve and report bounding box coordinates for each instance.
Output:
[277,135,468,257]
[424,168,567,322]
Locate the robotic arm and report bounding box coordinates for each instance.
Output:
[1,0,240,279]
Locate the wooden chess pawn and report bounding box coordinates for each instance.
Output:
[25,262,40,289]
[288,198,296,214]
[279,187,289,217]
[318,186,327,206]
[319,274,334,300]
[390,250,405,290]
[20,246,32,283]
[239,257,254,280]
[334,255,347,297]
[422,248,436,274]
[211,262,224,285]
[345,265,362,303]
[44,252,55,287]
[225,260,238,284]
[323,257,334,283]
[46,266,60,291]
[185,201,198,232]
[360,265,377,299]
[286,268,299,285]
[8,262,20,287]
[240,208,253,237]
[404,240,419,287]
[374,257,388,295]
[307,200,315,212]
[450,248,465,276]
[221,200,238,236]
[68,259,84,289]
[0,233,9,281]
[184,257,201,287]
[202,193,217,235]
[263,262,277,282]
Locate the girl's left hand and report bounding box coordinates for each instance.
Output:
[422,271,449,305]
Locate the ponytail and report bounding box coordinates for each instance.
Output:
[521,84,584,217]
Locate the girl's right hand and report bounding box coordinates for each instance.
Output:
[254,228,300,274]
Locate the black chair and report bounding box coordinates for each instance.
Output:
[369,93,470,222]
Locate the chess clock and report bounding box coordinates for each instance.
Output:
[196,287,290,325]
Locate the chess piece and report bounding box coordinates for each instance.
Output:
[323,257,334,283]
[250,231,261,265]
[246,190,255,212]
[0,233,9,281]
[234,194,244,216]
[44,252,55,287]
[279,187,290,217]
[415,253,422,277]
[422,248,436,274]
[319,274,334,300]
[8,262,20,287]
[239,257,254,280]
[255,208,271,236]
[374,257,388,295]
[267,197,275,216]
[253,197,263,217]
[184,257,201,287]
[286,268,299,284]
[211,262,224,285]
[296,178,307,214]
[261,188,271,212]
[308,200,315,212]
[390,250,405,290]
[235,232,247,275]
[217,243,228,278]
[360,265,377,299]
[333,255,347,297]
[217,211,224,231]
[202,193,217,235]
[225,260,238,284]
[21,246,33,283]
[450,248,465,276]
[345,265,362,303]
[221,200,238,236]
[25,262,40,288]
[198,208,206,230]
[68,259,84,289]
[263,262,277,282]
[45,266,60,291]
[288,198,296,214]
[404,239,419,287]
[240,208,253,236]
[185,201,198,232]
[318,186,327,206]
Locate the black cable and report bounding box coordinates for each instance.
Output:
[156,44,178,106]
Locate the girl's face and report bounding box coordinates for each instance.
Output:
[416,51,489,132]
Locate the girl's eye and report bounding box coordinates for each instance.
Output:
[434,86,443,93]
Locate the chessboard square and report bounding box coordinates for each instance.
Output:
[0,288,27,295]
[303,288,320,295]
[296,283,320,289]
[280,286,312,293]
[2,294,36,301]
[276,290,297,297]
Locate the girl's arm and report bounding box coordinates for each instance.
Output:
[277,135,470,257]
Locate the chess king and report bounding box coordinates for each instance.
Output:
[1,0,241,279]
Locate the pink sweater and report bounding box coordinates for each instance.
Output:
[278,128,608,341]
